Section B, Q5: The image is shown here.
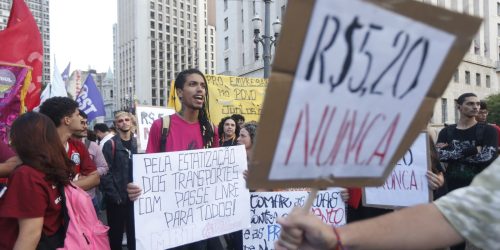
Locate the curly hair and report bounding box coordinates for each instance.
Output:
[218,116,240,145]
[39,97,79,127]
[10,112,75,185]
[175,68,215,148]
[241,122,258,144]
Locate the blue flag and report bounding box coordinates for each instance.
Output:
[76,75,105,121]
[61,62,70,82]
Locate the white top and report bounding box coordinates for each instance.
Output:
[99,133,115,151]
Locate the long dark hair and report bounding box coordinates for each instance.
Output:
[175,68,214,148]
[10,112,75,185]
[218,116,240,145]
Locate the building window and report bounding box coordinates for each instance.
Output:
[486,75,491,88]
[241,9,244,23]
[476,73,481,86]
[224,58,229,72]
[498,2,500,15]
[465,71,470,84]
[224,37,229,50]
[441,98,447,124]
[242,52,245,66]
[224,18,228,31]
[224,0,228,10]
[241,30,244,43]
[453,70,459,83]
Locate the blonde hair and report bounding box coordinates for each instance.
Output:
[114,111,132,121]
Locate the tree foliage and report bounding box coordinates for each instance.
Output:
[485,93,500,124]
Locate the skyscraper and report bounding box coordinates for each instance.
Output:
[0,0,50,87]
[216,0,286,77]
[114,0,216,109]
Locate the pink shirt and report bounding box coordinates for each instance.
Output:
[146,114,219,153]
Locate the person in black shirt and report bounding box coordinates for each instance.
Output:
[218,116,240,147]
[436,93,498,250]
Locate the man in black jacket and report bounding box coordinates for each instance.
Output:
[436,93,498,250]
[101,111,138,250]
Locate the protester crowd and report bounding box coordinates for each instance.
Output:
[0,68,499,250]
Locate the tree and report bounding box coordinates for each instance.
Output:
[485,93,500,124]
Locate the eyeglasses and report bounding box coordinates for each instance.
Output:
[117,118,131,123]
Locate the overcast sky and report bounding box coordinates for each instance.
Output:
[50,0,117,74]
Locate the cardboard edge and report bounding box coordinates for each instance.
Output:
[249,0,482,190]
[362,132,431,209]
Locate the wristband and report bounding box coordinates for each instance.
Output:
[332,226,346,250]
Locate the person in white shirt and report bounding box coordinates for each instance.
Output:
[94,123,114,150]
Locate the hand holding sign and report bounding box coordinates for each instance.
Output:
[133,145,251,250]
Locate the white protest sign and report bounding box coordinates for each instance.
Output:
[135,105,175,152]
[243,189,346,249]
[133,145,251,249]
[268,0,455,180]
[364,133,430,208]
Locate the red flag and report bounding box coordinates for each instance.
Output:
[0,0,43,111]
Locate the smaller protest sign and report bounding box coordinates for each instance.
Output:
[363,133,431,208]
[133,145,250,250]
[135,105,175,152]
[243,189,346,249]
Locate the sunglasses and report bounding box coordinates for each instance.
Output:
[117,118,131,123]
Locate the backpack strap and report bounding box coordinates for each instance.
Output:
[84,139,91,149]
[59,184,70,233]
[110,139,116,159]
[160,115,171,152]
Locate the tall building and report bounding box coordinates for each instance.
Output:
[415,0,500,125]
[0,0,50,86]
[97,68,115,125]
[216,0,287,77]
[114,0,216,109]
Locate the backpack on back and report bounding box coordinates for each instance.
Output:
[159,115,171,152]
[58,183,110,250]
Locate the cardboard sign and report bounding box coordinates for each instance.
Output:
[243,189,346,249]
[249,0,481,189]
[135,105,175,152]
[132,145,251,249]
[168,75,268,124]
[363,133,431,208]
